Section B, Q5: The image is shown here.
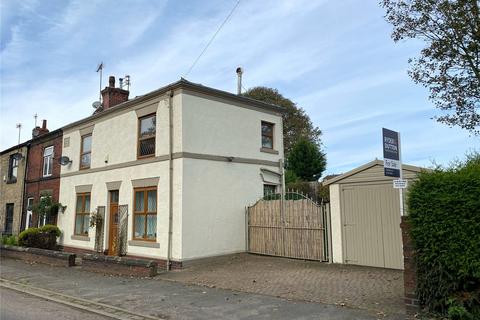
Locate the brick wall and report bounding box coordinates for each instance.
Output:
[24,131,62,229]
[400,216,420,315]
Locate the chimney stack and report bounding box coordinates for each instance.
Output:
[100,75,129,111]
[32,119,49,138]
[236,67,243,95]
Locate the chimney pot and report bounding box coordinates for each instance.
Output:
[109,76,115,88]
[42,119,47,129]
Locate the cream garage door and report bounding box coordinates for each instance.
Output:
[341,183,403,269]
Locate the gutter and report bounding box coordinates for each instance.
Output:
[166,90,174,271]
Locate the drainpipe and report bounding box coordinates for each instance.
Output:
[166,90,174,271]
[20,145,29,232]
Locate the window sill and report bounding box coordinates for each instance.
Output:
[71,235,90,241]
[260,147,279,155]
[137,155,155,160]
[6,179,17,184]
[128,240,160,248]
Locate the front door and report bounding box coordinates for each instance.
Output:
[108,190,119,256]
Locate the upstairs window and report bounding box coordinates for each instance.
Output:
[42,146,54,177]
[261,121,274,149]
[138,114,156,158]
[80,134,92,169]
[8,155,18,183]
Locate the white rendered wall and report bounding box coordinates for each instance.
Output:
[329,184,343,263]
[179,92,283,260]
[181,158,275,260]
[181,92,284,160]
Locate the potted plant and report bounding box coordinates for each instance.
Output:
[32,196,64,226]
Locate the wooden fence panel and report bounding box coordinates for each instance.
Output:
[247,193,329,261]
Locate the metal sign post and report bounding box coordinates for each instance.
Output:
[383,128,405,216]
[397,132,404,217]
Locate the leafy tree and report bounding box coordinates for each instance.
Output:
[382,0,480,133]
[287,138,326,181]
[243,87,323,155]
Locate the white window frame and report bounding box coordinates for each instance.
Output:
[43,146,54,177]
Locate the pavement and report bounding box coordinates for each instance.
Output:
[160,253,405,317]
[0,257,404,320]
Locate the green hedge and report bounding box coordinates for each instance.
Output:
[407,155,480,318]
[18,225,61,250]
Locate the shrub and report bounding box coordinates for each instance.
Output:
[1,235,18,246]
[39,224,62,237]
[407,154,480,318]
[18,225,61,250]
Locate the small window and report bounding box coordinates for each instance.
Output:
[4,203,14,235]
[138,114,156,158]
[263,184,277,197]
[8,155,19,183]
[43,146,54,177]
[80,134,92,169]
[133,187,157,240]
[261,121,274,149]
[74,193,91,236]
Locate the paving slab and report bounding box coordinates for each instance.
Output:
[0,257,402,320]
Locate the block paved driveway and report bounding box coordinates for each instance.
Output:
[159,253,405,318]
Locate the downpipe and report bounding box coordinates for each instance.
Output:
[166,90,174,271]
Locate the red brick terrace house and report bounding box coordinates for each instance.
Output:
[22,120,63,229]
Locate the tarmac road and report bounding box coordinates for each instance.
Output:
[0,287,111,320]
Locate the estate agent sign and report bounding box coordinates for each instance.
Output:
[382,128,401,178]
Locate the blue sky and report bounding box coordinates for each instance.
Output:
[1,0,478,176]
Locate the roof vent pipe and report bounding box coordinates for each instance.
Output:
[236,67,243,95]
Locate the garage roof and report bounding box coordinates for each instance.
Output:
[322,159,426,186]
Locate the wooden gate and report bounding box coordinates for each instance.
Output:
[247,191,330,261]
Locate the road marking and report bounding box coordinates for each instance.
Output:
[0,278,164,320]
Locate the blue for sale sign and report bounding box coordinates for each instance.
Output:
[382,128,401,177]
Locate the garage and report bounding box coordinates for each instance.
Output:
[323,160,423,269]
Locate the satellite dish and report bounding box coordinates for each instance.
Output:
[59,156,72,166]
[92,101,102,109]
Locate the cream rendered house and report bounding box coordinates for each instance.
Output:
[57,78,284,267]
